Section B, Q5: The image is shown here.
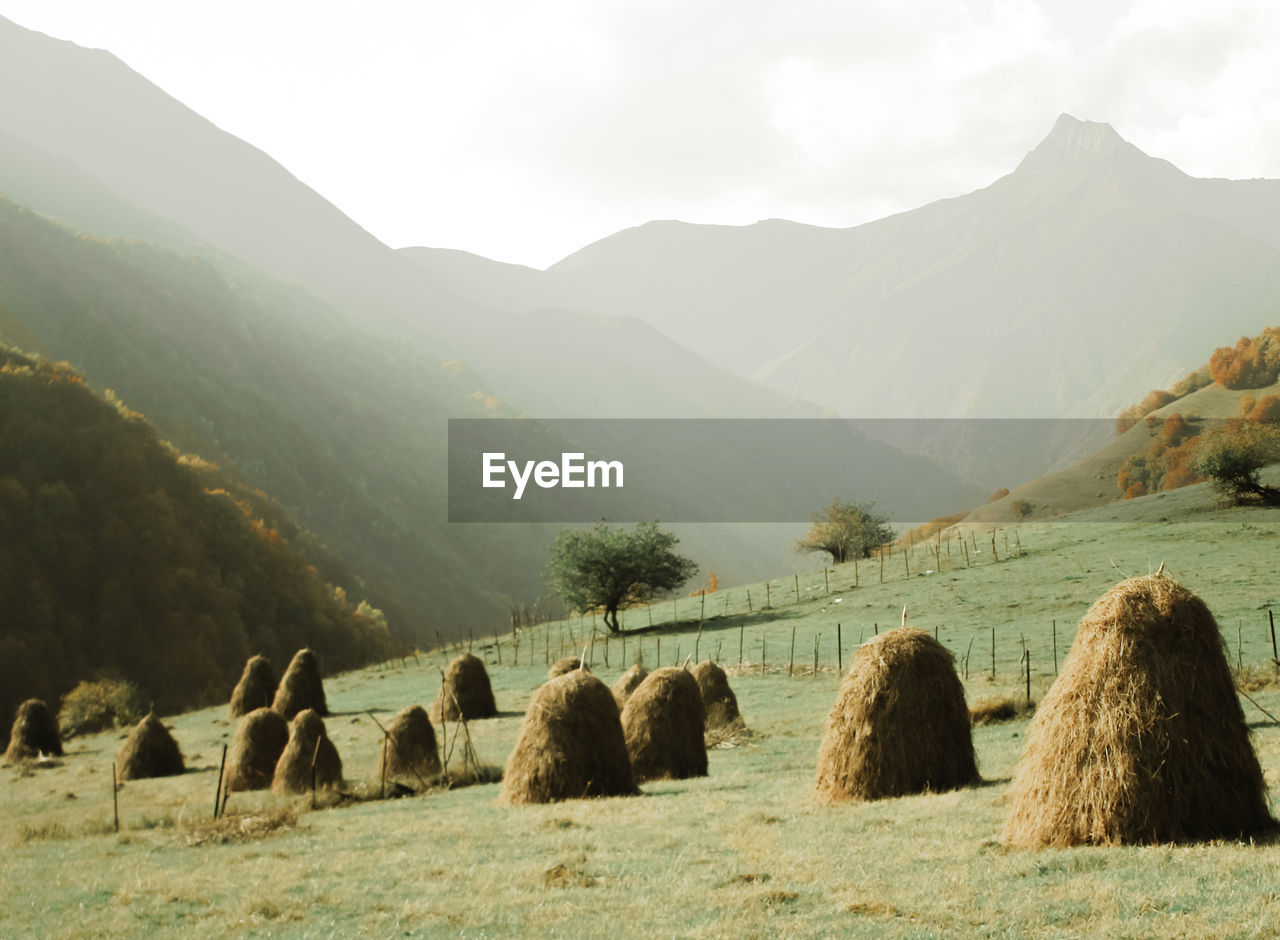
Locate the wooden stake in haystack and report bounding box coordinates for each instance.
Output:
[815,626,978,803]
[1003,573,1275,847]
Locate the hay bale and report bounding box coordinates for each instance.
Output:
[611,663,649,710]
[815,627,978,804]
[229,655,277,718]
[689,660,744,731]
[500,670,637,804]
[549,657,588,679]
[1003,574,1274,847]
[224,707,290,792]
[272,648,328,720]
[433,654,497,722]
[4,699,63,763]
[116,713,185,780]
[271,708,343,795]
[620,666,707,782]
[376,704,441,787]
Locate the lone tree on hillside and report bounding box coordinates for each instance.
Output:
[547,521,698,633]
[796,498,895,564]
[1191,419,1280,504]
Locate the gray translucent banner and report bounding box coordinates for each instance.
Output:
[448,417,1139,522]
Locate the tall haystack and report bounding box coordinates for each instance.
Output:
[4,699,63,763]
[229,654,277,718]
[549,657,587,679]
[612,663,649,710]
[272,708,343,795]
[500,670,637,804]
[689,660,744,731]
[224,707,289,792]
[116,713,185,780]
[376,704,441,787]
[433,653,497,722]
[620,666,707,782]
[815,627,978,804]
[1003,574,1274,847]
[272,648,327,720]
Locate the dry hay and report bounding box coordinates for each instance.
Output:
[4,699,63,763]
[611,663,649,710]
[272,708,343,795]
[689,660,744,732]
[433,653,497,722]
[224,707,290,792]
[500,670,637,804]
[1003,574,1274,847]
[272,648,327,720]
[620,666,707,782]
[815,627,978,804]
[549,657,588,679]
[970,697,1037,725]
[229,654,278,718]
[376,704,441,787]
[116,713,186,780]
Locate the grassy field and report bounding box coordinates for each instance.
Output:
[5,480,1280,937]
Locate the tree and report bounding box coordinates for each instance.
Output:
[795,498,895,564]
[1191,420,1280,504]
[547,521,698,633]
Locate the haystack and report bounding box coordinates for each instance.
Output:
[689,660,744,731]
[620,666,707,782]
[500,670,637,804]
[549,657,587,679]
[1003,574,1274,847]
[272,648,327,720]
[433,653,497,722]
[611,663,649,710]
[116,713,185,780]
[271,708,343,795]
[229,654,277,718]
[224,707,290,792]
[815,627,978,804]
[4,699,63,763]
[376,704,441,787]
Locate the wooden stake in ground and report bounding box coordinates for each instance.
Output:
[766,582,771,608]
[762,636,767,675]
[747,588,752,612]
[213,744,227,820]
[991,627,996,679]
[963,539,970,568]
[1271,609,1278,668]
[1025,648,1031,704]
[879,551,884,583]
[789,626,796,677]
[824,568,829,594]
[991,530,998,562]
[739,623,744,668]
[837,622,843,673]
[854,557,859,587]
[112,762,119,833]
[1052,619,1058,676]
[695,621,703,662]
[794,574,800,604]
[813,633,819,676]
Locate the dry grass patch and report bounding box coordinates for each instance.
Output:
[970,697,1037,725]
[178,805,300,846]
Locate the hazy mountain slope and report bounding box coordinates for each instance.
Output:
[0,196,546,639]
[0,347,388,741]
[0,15,471,339]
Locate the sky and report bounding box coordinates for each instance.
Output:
[4,1,1280,269]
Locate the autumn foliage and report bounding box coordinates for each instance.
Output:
[1117,414,1204,497]
[1209,328,1280,390]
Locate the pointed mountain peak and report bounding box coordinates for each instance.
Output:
[1016,114,1133,174]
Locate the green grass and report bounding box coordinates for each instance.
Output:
[5,489,1280,936]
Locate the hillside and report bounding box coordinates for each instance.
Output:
[0,347,388,743]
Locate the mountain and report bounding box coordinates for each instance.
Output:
[413,115,1280,427]
[0,346,389,739]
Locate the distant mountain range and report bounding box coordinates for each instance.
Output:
[4,13,1280,647]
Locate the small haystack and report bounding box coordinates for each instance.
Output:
[224,707,290,792]
[549,657,587,679]
[815,627,978,804]
[4,699,63,763]
[1003,574,1274,847]
[611,663,649,710]
[433,653,497,722]
[271,708,343,795]
[116,713,185,780]
[229,654,277,718]
[500,670,637,804]
[272,648,327,720]
[376,704,441,787]
[689,660,744,731]
[620,666,707,782]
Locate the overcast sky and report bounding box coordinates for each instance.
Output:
[4,1,1279,268]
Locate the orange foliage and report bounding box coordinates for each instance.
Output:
[1209,327,1280,389]
[1124,481,1146,499]
[987,488,1010,503]
[1247,395,1280,424]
